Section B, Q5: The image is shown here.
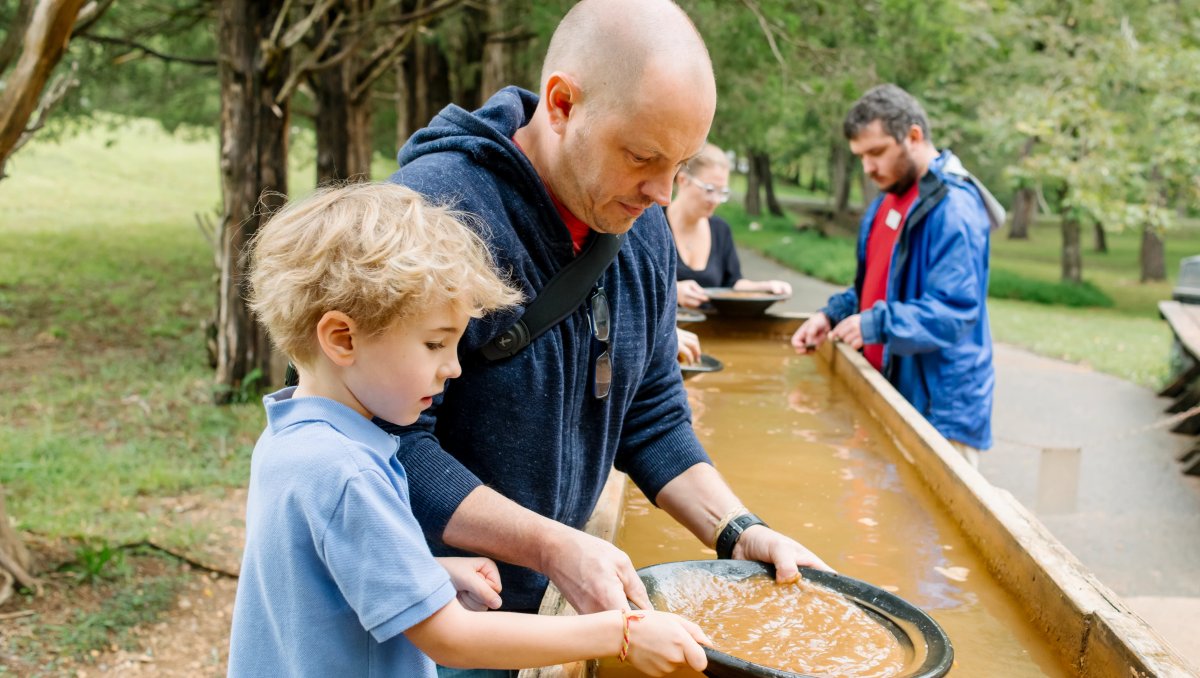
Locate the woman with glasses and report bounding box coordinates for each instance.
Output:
[666,143,793,309]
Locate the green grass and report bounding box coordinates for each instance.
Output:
[717,205,859,284]
[717,201,1185,388]
[0,121,256,547]
[0,119,404,548]
[988,300,1171,387]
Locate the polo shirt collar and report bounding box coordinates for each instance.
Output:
[263,387,398,457]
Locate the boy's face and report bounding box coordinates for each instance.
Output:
[343,304,469,426]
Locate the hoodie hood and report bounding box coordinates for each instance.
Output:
[399,87,549,208]
[932,150,1007,231]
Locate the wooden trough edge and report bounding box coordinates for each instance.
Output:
[817,317,1197,678]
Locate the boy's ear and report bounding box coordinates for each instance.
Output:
[316,311,357,367]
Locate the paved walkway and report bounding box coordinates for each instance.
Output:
[736,247,1200,667]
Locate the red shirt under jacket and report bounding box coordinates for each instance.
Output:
[860,182,919,370]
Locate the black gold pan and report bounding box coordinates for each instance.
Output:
[635,560,954,678]
[677,307,708,324]
[680,353,723,380]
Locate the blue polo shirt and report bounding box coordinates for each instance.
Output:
[228,387,455,678]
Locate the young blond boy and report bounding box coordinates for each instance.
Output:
[227,183,708,678]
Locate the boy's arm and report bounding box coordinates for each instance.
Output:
[406,598,709,674]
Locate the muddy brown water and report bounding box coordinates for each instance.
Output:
[597,334,1071,678]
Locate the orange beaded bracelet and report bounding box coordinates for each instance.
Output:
[618,609,646,662]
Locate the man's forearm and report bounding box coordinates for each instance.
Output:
[441,485,566,572]
[654,462,744,548]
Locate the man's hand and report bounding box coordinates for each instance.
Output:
[676,327,702,365]
[732,525,833,583]
[436,556,503,611]
[676,280,709,309]
[539,526,651,613]
[790,312,831,354]
[829,314,864,350]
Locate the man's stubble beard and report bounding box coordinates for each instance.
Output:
[883,151,920,195]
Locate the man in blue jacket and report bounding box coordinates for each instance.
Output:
[791,84,1001,465]
[385,3,828,669]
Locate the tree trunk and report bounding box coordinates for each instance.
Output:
[0,0,87,175]
[744,150,762,216]
[1093,221,1108,253]
[313,59,352,185]
[1061,214,1082,283]
[754,151,783,217]
[412,32,451,131]
[0,487,38,606]
[1142,166,1168,283]
[394,57,411,151]
[346,95,373,179]
[214,0,290,403]
[313,65,373,185]
[480,0,533,103]
[1141,224,1167,282]
[1009,186,1036,239]
[447,3,486,108]
[831,139,851,214]
[1008,138,1038,239]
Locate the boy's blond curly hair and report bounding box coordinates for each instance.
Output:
[247,182,523,365]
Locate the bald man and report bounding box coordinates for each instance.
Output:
[387,4,827,671]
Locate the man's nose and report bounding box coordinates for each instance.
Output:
[643,172,674,207]
[861,157,875,177]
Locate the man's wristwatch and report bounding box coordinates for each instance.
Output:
[715,512,768,560]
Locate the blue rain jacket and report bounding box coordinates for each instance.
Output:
[821,151,995,449]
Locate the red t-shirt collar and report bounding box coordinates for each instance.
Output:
[512,137,591,254]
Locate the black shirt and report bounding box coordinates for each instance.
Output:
[671,214,742,288]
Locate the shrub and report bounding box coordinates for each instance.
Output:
[988,269,1114,308]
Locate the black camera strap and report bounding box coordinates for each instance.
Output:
[479,232,623,362]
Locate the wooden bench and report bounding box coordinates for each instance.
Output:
[1158,300,1200,475]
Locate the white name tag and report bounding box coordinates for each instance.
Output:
[885,209,902,230]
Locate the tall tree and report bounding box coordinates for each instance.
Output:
[0,0,102,178]
[213,0,291,402]
[299,0,464,185]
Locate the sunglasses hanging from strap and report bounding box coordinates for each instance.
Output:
[480,232,623,362]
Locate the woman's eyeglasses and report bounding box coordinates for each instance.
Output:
[589,287,612,399]
[686,175,731,203]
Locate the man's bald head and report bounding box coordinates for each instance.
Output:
[541,0,714,113]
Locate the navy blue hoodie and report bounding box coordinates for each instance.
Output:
[385,87,710,610]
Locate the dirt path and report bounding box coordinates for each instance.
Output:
[1,490,246,677]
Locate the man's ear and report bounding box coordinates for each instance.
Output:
[316,311,357,367]
[544,72,582,135]
[907,123,925,146]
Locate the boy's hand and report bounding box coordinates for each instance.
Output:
[436,557,503,611]
[625,610,710,676]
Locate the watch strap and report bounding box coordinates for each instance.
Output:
[715,512,767,560]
